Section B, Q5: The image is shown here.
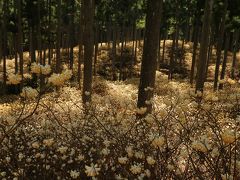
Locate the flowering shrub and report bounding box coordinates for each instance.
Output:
[7,74,22,85]
[0,72,240,179]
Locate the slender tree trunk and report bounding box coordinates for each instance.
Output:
[48,0,52,65]
[93,25,99,76]
[120,26,124,80]
[134,28,138,64]
[17,0,23,89]
[213,0,228,90]
[77,1,84,89]
[169,31,176,80]
[195,0,213,92]
[231,30,240,78]
[56,0,61,73]
[82,0,95,103]
[14,34,18,74]
[205,31,214,81]
[38,0,45,92]
[161,31,167,65]
[2,2,7,94]
[157,29,161,70]
[112,25,117,80]
[219,33,230,89]
[137,0,163,117]
[69,0,75,70]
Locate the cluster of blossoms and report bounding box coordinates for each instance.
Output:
[31,63,51,75]
[20,87,38,99]
[48,69,73,86]
[7,73,22,85]
[1,72,240,179]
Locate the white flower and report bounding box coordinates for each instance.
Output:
[145,169,151,177]
[77,154,85,161]
[136,107,147,115]
[20,87,38,99]
[58,146,68,154]
[31,63,41,74]
[5,157,11,163]
[146,156,156,165]
[85,164,101,177]
[48,69,72,86]
[134,151,144,159]
[43,138,54,147]
[130,164,142,174]
[126,146,134,157]
[32,142,40,149]
[85,91,91,96]
[118,157,128,164]
[41,64,51,75]
[152,136,165,148]
[48,73,65,86]
[18,153,24,161]
[70,170,80,179]
[0,172,6,177]
[101,148,110,156]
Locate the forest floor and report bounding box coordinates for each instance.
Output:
[0,40,240,179]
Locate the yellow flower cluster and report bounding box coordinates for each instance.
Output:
[31,63,51,75]
[192,141,208,153]
[20,87,38,99]
[152,136,165,148]
[7,74,22,85]
[48,69,72,86]
[221,129,235,144]
[85,164,100,177]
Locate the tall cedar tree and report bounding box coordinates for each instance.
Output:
[82,0,95,103]
[195,0,213,92]
[137,0,163,117]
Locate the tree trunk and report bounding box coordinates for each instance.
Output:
[82,0,95,104]
[219,33,230,89]
[56,0,61,73]
[77,1,84,89]
[195,0,213,92]
[161,31,167,65]
[17,0,23,89]
[112,25,117,80]
[231,30,240,78]
[213,0,228,90]
[69,0,75,70]
[93,25,99,76]
[137,0,163,117]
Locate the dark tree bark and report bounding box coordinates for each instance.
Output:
[17,0,23,88]
[161,31,167,65]
[231,30,240,78]
[77,1,84,90]
[112,25,117,80]
[137,0,163,117]
[219,33,230,89]
[56,0,61,73]
[69,0,75,70]
[213,0,228,90]
[195,0,213,92]
[93,25,99,76]
[82,0,95,103]
[169,31,176,80]
[48,0,52,65]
